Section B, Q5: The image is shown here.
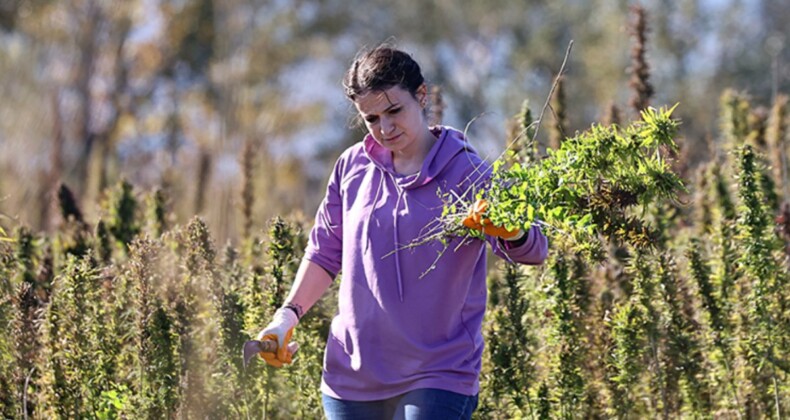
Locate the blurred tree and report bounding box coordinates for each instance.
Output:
[0,0,20,32]
[172,0,215,75]
[1,0,789,245]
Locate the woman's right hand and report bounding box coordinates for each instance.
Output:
[256,307,300,368]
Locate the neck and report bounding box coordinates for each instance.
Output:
[392,127,435,174]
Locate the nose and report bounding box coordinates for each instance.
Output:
[380,117,395,135]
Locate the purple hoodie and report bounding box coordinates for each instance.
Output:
[304,126,548,401]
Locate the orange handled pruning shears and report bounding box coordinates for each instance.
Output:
[242,339,279,368]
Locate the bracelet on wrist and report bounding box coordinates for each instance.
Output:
[282,303,304,320]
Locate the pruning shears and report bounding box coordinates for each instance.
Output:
[242,339,279,368]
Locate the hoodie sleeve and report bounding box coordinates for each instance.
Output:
[303,154,346,279]
[488,225,548,265]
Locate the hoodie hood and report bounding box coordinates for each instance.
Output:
[361,126,475,302]
[363,126,473,190]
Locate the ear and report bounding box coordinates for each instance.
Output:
[417,84,428,107]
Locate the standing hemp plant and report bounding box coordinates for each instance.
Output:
[735,145,789,417]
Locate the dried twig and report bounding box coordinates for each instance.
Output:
[532,40,574,145]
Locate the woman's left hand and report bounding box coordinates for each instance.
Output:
[462,199,523,240]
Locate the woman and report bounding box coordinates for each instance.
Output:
[257,44,548,419]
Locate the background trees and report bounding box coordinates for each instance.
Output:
[1,0,788,243]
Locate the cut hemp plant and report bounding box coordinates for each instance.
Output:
[419,105,685,264]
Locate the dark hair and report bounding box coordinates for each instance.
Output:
[342,45,425,101]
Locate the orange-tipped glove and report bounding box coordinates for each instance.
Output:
[462,199,524,240]
[256,308,300,368]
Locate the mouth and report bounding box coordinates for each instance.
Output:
[384,134,401,142]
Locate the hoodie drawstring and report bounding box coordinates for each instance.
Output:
[364,172,385,254]
[393,186,405,302]
[362,127,462,304]
[365,170,406,302]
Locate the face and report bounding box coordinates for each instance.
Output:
[354,84,428,156]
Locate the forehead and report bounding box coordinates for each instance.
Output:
[354,86,413,116]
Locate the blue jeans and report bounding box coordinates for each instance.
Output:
[322,388,478,420]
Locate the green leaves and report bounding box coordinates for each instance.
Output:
[636,104,680,151]
[0,226,11,242]
[468,104,684,251]
[0,213,13,243]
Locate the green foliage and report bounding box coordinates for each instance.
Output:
[2,90,790,419]
[184,216,216,276]
[95,220,113,264]
[105,180,141,251]
[694,166,715,235]
[172,219,213,418]
[546,255,586,418]
[266,216,298,310]
[766,95,788,198]
[687,238,742,414]
[257,216,327,418]
[437,105,685,262]
[1,228,41,418]
[505,99,539,173]
[720,89,752,149]
[13,227,36,283]
[95,385,130,420]
[57,184,84,224]
[127,238,179,418]
[758,163,780,214]
[656,254,712,416]
[607,299,646,417]
[39,254,109,418]
[707,163,741,324]
[735,145,789,416]
[688,239,727,345]
[711,163,737,222]
[0,241,14,417]
[145,188,169,238]
[482,263,536,416]
[537,381,552,420]
[55,185,92,260]
[0,230,9,245]
[243,236,268,337]
[10,277,40,418]
[8,227,48,420]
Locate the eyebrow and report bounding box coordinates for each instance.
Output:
[362,102,401,119]
[382,103,400,112]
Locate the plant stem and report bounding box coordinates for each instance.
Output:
[532,40,574,146]
[23,367,34,420]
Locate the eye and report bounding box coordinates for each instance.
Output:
[388,107,402,114]
[364,115,379,124]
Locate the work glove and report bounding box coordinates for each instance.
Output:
[256,307,300,368]
[462,199,525,241]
